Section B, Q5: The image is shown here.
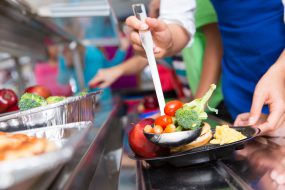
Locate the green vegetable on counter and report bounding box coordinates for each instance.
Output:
[46,96,66,104]
[18,93,47,111]
[175,84,218,130]
[78,91,88,96]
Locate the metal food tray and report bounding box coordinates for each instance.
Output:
[0,91,101,132]
[0,121,92,189]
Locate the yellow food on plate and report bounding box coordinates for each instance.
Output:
[210,125,246,145]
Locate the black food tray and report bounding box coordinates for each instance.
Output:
[129,126,259,167]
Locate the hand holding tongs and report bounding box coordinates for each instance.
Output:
[132,4,166,115]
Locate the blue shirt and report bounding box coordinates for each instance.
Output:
[58,46,126,100]
[211,0,285,118]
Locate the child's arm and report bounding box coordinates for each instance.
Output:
[194,23,223,99]
[104,35,130,67]
[89,55,148,88]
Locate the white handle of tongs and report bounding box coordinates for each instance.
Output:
[132,4,166,115]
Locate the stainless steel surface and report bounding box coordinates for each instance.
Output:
[70,42,85,91]
[23,0,120,46]
[0,121,92,189]
[14,57,25,94]
[0,0,76,59]
[0,91,101,130]
[48,97,124,190]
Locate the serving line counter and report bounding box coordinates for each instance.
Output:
[4,95,285,190]
[5,97,124,190]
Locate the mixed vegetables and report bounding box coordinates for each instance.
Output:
[144,84,217,134]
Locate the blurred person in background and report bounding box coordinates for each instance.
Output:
[57,34,129,101]
[34,38,72,96]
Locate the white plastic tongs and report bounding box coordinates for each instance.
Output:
[132,4,166,115]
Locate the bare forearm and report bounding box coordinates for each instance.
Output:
[115,55,148,76]
[195,23,223,98]
[166,24,191,56]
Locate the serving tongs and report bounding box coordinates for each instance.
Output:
[132,4,201,147]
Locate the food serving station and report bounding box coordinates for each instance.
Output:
[0,1,285,190]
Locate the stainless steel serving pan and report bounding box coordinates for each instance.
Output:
[0,121,92,189]
[0,91,101,132]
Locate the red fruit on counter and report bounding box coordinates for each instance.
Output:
[25,85,51,99]
[128,118,165,158]
[6,104,19,112]
[0,89,18,107]
[0,96,8,113]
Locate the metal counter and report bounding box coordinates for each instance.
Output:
[7,97,124,190]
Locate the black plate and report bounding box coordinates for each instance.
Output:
[129,126,260,167]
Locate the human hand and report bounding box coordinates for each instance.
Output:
[89,67,123,88]
[234,112,285,136]
[125,16,173,58]
[243,63,285,134]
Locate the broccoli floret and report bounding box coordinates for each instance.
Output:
[175,108,202,130]
[46,96,66,104]
[175,84,218,130]
[19,93,47,111]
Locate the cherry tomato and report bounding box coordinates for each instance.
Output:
[164,124,176,133]
[155,115,173,128]
[144,125,154,133]
[153,125,163,134]
[164,100,183,116]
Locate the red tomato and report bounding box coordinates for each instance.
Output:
[155,115,173,129]
[128,118,165,158]
[164,100,183,116]
[25,85,51,99]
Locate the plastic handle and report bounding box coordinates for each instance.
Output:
[132,4,166,115]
